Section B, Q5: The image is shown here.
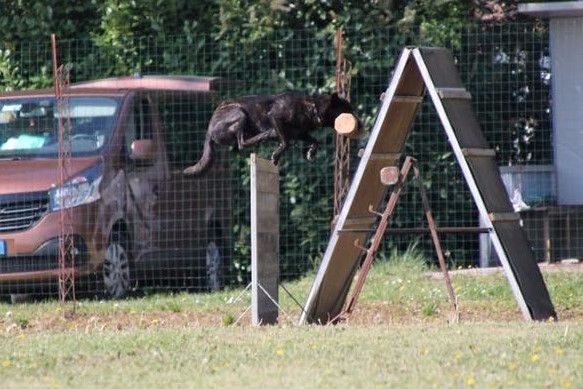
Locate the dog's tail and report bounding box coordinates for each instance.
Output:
[183,132,215,176]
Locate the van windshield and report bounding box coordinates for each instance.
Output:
[0,96,120,158]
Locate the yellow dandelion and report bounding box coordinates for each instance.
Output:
[276,348,284,356]
[466,374,475,386]
[530,353,540,363]
[560,378,572,389]
[2,359,12,368]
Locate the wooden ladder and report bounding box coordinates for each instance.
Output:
[332,156,459,323]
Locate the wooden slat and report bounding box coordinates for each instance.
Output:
[489,212,520,222]
[462,148,496,158]
[369,152,401,161]
[436,87,472,100]
[393,95,424,103]
[344,216,377,226]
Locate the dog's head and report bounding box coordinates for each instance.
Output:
[319,93,362,131]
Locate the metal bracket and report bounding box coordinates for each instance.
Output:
[368,204,383,217]
[353,239,369,253]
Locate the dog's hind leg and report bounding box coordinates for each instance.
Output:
[211,106,250,150]
[238,129,277,148]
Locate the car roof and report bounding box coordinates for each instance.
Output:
[0,75,238,99]
[0,88,126,99]
[71,75,235,92]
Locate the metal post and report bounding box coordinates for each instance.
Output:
[333,28,351,226]
[51,34,76,312]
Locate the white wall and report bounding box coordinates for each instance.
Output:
[551,17,583,204]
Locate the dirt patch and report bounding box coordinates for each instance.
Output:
[332,301,582,325]
[2,309,226,334]
[429,260,583,279]
[2,301,581,333]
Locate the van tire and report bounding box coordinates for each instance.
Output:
[10,294,31,304]
[205,229,223,292]
[102,230,131,298]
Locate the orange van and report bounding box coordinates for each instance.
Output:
[0,76,232,298]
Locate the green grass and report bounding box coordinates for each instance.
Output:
[0,253,582,388]
[0,323,581,388]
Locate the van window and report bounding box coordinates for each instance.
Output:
[0,96,120,158]
[158,91,214,167]
[124,97,153,157]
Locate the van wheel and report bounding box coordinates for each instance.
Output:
[10,294,31,304]
[205,237,222,292]
[102,232,131,298]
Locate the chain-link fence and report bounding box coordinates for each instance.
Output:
[0,21,565,299]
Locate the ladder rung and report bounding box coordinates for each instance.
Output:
[369,152,401,161]
[393,95,423,103]
[338,228,376,234]
[436,87,472,100]
[343,217,377,226]
[489,212,520,222]
[462,148,496,158]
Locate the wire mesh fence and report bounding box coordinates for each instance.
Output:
[0,21,566,300]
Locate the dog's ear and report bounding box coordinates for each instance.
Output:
[331,92,340,101]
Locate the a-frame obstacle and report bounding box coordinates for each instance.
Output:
[299,47,557,325]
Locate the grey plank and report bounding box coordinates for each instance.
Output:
[493,221,556,320]
[251,154,279,325]
[416,47,556,320]
[300,48,425,324]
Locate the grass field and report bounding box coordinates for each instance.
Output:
[1,253,581,388]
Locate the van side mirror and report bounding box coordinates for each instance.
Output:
[130,139,155,161]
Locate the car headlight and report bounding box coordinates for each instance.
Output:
[49,163,103,211]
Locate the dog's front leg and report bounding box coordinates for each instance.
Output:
[300,134,320,161]
[269,117,288,166]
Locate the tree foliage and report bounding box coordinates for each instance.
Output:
[0,0,551,274]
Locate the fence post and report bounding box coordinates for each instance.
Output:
[250,154,279,325]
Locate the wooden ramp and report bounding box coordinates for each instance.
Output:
[299,47,556,324]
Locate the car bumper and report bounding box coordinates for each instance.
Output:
[0,204,105,285]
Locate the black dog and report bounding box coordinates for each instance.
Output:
[183,91,360,176]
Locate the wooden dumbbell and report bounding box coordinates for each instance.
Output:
[334,113,362,139]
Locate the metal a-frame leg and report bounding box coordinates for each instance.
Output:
[412,161,459,322]
[331,156,458,323]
